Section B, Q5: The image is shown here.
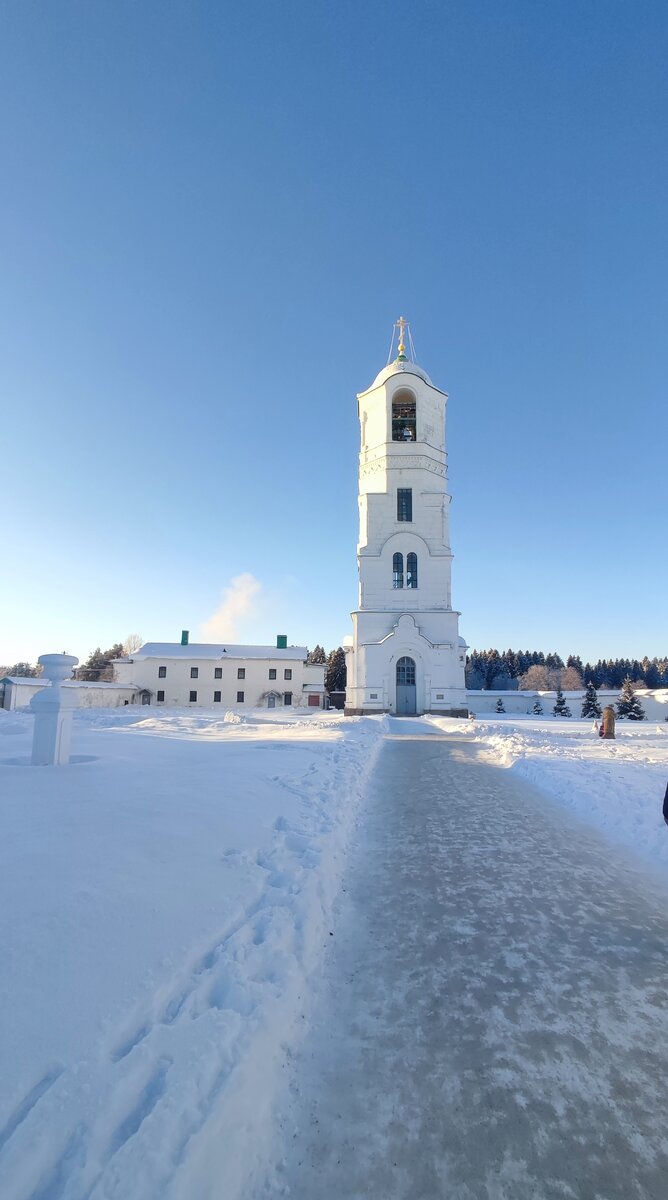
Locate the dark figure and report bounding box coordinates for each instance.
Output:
[601,705,616,739]
[663,781,668,827]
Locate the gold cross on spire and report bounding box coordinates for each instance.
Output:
[386,315,415,365]
[395,314,409,360]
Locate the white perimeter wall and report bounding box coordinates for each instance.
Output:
[468,689,668,720]
[2,681,139,710]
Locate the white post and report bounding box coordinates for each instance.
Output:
[30,654,79,766]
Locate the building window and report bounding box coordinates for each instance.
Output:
[158,665,167,679]
[237,667,245,679]
[189,690,197,702]
[190,667,199,679]
[436,693,444,700]
[214,691,221,702]
[392,551,404,589]
[214,667,222,679]
[397,488,412,521]
[284,668,292,680]
[236,691,245,703]
[284,691,292,705]
[391,389,416,441]
[157,690,165,702]
[407,552,418,588]
[396,657,416,686]
[370,692,378,699]
[269,668,277,680]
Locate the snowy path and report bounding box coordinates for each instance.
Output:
[263,724,668,1200]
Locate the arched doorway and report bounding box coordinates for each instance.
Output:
[396,656,416,715]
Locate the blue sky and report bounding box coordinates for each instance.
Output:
[2,0,666,667]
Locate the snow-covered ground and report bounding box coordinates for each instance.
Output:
[2,707,668,1199]
[0,706,385,1200]
[262,724,668,1199]
[429,715,668,870]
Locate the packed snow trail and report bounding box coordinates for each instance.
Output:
[262,723,668,1199]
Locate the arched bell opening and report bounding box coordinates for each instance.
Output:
[391,389,416,442]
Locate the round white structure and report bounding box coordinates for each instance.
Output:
[30,653,79,765]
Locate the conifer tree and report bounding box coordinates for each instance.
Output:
[553,688,571,717]
[580,681,602,719]
[465,647,667,691]
[532,699,543,715]
[495,697,505,713]
[77,643,125,681]
[307,645,327,664]
[567,653,584,677]
[325,647,347,693]
[644,662,661,688]
[616,676,645,720]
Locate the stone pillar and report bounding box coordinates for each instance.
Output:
[30,654,79,766]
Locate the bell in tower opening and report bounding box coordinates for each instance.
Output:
[344,318,468,717]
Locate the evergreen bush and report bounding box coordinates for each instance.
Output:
[616,676,645,720]
[553,688,571,718]
[581,681,602,719]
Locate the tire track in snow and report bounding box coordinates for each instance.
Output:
[0,1066,63,1156]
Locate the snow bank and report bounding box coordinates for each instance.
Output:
[429,715,668,871]
[0,708,385,1200]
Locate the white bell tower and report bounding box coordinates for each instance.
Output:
[345,319,468,716]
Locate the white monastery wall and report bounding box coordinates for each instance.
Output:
[467,689,668,719]
[1,679,139,710]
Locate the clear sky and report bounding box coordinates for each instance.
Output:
[1,0,666,667]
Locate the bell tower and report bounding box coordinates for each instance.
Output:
[345,319,468,716]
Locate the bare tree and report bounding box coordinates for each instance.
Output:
[123,634,143,656]
[560,666,583,691]
[517,664,550,691]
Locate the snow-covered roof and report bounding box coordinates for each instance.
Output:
[1,676,45,686]
[358,357,440,397]
[130,642,308,662]
[1,677,140,690]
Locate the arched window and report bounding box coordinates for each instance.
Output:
[396,656,416,685]
[407,552,418,588]
[392,389,416,442]
[392,552,404,589]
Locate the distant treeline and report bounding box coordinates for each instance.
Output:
[466,649,668,691]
